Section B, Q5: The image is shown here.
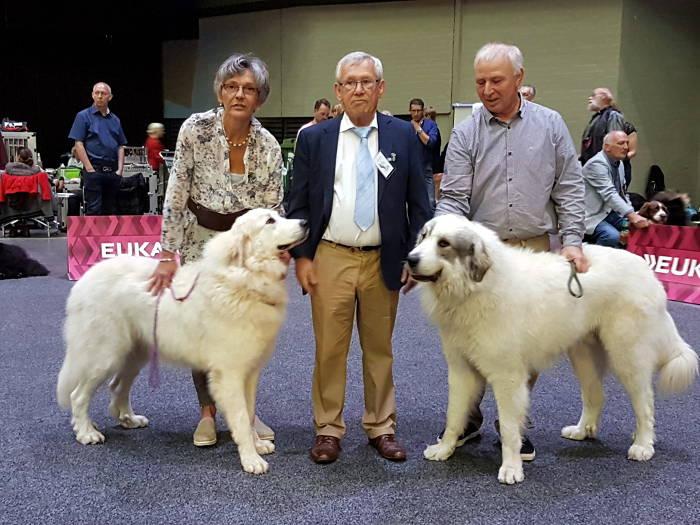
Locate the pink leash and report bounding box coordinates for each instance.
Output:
[149,273,200,388]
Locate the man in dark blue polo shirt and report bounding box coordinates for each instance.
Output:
[409,98,439,211]
[69,82,127,215]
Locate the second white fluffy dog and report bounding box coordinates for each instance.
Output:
[407,214,698,485]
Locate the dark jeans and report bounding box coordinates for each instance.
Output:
[424,164,435,212]
[592,210,625,248]
[83,167,121,215]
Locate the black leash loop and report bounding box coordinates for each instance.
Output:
[567,260,583,298]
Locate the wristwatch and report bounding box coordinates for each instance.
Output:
[416,128,423,135]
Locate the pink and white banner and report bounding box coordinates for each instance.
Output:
[67,215,163,280]
[627,224,700,305]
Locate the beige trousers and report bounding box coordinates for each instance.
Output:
[310,241,400,439]
[502,233,551,252]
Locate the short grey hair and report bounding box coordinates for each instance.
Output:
[213,53,270,104]
[335,51,384,82]
[92,82,112,95]
[604,130,627,144]
[595,87,616,107]
[474,43,524,74]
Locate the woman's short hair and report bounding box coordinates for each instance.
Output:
[213,53,271,104]
[335,51,384,82]
[474,42,524,74]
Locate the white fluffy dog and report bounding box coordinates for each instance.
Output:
[407,214,698,484]
[57,209,308,475]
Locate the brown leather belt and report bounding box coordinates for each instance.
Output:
[187,197,249,231]
[322,240,381,252]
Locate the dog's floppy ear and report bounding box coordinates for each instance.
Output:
[230,232,252,267]
[415,219,435,247]
[638,202,652,218]
[467,239,491,282]
[454,232,491,283]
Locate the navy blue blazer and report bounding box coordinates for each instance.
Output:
[287,112,431,291]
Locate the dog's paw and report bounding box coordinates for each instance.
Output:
[498,463,525,485]
[240,453,269,475]
[255,439,275,455]
[627,443,655,461]
[561,424,596,441]
[119,414,149,429]
[423,442,455,461]
[76,428,105,445]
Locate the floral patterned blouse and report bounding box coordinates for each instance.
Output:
[161,107,283,262]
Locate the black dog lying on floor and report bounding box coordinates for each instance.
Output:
[0,243,49,279]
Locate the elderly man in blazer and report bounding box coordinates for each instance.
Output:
[287,51,431,464]
[582,130,649,246]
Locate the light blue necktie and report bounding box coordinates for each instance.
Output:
[352,126,375,231]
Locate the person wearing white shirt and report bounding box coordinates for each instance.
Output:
[295,98,331,141]
[287,51,430,465]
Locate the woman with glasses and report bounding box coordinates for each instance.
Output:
[149,53,283,448]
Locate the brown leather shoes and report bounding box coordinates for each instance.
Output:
[310,435,341,464]
[369,434,407,461]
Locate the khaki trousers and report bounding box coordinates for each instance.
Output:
[310,241,400,439]
[502,233,550,252]
[469,233,551,425]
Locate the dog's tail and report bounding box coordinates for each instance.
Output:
[56,356,79,410]
[658,319,699,394]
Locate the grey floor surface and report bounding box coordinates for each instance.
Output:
[1,237,699,525]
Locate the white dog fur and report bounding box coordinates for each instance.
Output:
[407,214,698,484]
[57,209,307,475]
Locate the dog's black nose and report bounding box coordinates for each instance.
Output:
[406,253,420,269]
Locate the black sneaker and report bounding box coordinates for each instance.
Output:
[519,435,536,461]
[437,420,482,447]
[494,420,536,461]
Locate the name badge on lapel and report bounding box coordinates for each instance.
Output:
[374,151,394,179]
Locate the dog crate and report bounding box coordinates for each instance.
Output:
[2,131,39,166]
[124,146,147,165]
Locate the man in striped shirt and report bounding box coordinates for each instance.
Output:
[435,42,589,461]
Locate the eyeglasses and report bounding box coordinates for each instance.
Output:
[337,79,380,92]
[222,83,258,96]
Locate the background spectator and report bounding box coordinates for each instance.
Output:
[520,84,536,101]
[409,97,440,211]
[579,87,624,165]
[68,82,127,215]
[145,122,165,171]
[582,131,648,247]
[297,98,331,139]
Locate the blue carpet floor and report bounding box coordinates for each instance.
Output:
[1,238,699,524]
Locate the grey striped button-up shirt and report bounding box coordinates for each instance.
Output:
[436,100,585,247]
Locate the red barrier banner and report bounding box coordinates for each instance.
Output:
[67,215,163,280]
[627,224,700,304]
